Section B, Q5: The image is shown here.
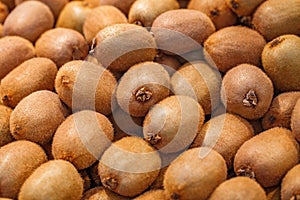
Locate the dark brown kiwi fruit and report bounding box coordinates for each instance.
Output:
[221,64,274,120]
[234,127,299,188]
[0,105,13,147]
[0,57,58,108]
[225,0,265,16]
[134,190,165,200]
[82,186,130,200]
[98,136,161,197]
[0,140,47,199]
[262,34,300,91]
[154,52,181,75]
[262,92,300,130]
[99,0,136,15]
[291,99,300,143]
[209,177,267,200]
[281,164,300,200]
[0,1,8,23]
[164,147,227,200]
[204,26,266,72]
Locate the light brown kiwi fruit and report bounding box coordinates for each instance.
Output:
[82,186,130,200]
[98,136,161,197]
[99,0,136,15]
[266,187,281,200]
[209,177,267,200]
[234,127,299,188]
[0,1,8,23]
[0,57,58,108]
[262,34,300,91]
[164,147,227,200]
[10,90,67,145]
[262,92,300,130]
[3,1,54,42]
[83,5,127,44]
[128,0,179,27]
[0,105,13,147]
[134,190,165,200]
[252,0,300,41]
[52,110,114,170]
[188,0,237,30]
[225,0,265,16]
[0,36,35,80]
[55,60,117,115]
[0,140,47,199]
[35,28,89,67]
[221,64,274,120]
[143,95,205,154]
[18,160,83,200]
[204,26,266,72]
[154,52,181,75]
[291,99,300,143]
[171,61,222,115]
[281,164,300,200]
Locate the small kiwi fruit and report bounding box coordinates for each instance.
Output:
[234,127,299,188]
[82,186,130,200]
[18,160,84,200]
[99,0,136,15]
[134,190,165,200]
[98,136,161,197]
[221,64,274,120]
[291,99,300,143]
[281,164,300,200]
[262,34,300,91]
[0,1,8,23]
[154,52,181,75]
[0,105,13,147]
[0,140,47,199]
[225,0,265,16]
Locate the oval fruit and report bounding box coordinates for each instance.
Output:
[281,164,300,200]
[0,105,13,147]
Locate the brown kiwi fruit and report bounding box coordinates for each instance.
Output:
[164,147,227,200]
[154,52,181,75]
[10,90,67,145]
[128,0,179,27]
[98,136,161,197]
[55,60,117,115]
[262,34,300,91]
[188,0,238,30]
[134,190,165,200]
[82,186,130,200]
[252,0,300,41]
[204,26,266,72]
[281,164,300,200]
[0,36,35,80]
[291,99,300,143]
[18,160,83,200]
[83,5,127,44]
[0,140,47,199]
[143,95,205,153]
[209,177,267,200]
[0,105,13,147]
[225,0,265,16]
[221,64,274,120]
[262,92,300,130]
[3,1,54,42]
[99,0,136,15]
[0,1,8,23]
[234,127,299,188]
[0,57,58,108]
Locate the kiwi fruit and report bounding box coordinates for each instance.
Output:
[3,1,54,42]
[128,0,179,27]
[55,60,117,115]
[281,164,300,200]
[291,99,300,143]
[0,36,35,80]
[204,26,266,72]
[0,1,8,23]
[188,0,237,30]
[18,160,83,200]
[98,136,161,197]
[225,0,265,16]
[10,90,67,145]
[99,0,136,15]
[252,0,300,41]
[164,147,227,200]
[0,105,13,147]
[154,52,181,75]
[82,186,130,200]
[0,57,58,108]
[262,92,300,130]
[234,127,299,188]
[52,110,114,170]
[134,190,165,200]
[0,140,47,199]
[262,34,300,91]
[221,64,274,120]
[209,177,267,200]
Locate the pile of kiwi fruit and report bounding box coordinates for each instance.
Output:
[0,0,299,199]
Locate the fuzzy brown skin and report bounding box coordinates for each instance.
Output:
[291,99,300,143]
[128,0,179,27]
[18,160,83,200]
[262,34,300,91]
[151,9,215,55]
[164,147,227,200]
[10,90,67,145]
[3,1,54,42]
[82,186,130,200]
[55,60,117,115]
[209,177,267,200]
[281,164,300,200]
[204,26,266,72]
[98,137,161,197]
[0,36,35,80]
[234,127,299,188]
[262,92,300,130]
[0,1,8,23]
[0,105,13,147]
[0,57,58,108]
[134,190,166,200]
[154,53,181,76]
[225,0,265,16]
[252,0,300,41]
[0,140,47,199]
[221,64,273,120]
[188,0,237,30]
[99,0,136,15]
